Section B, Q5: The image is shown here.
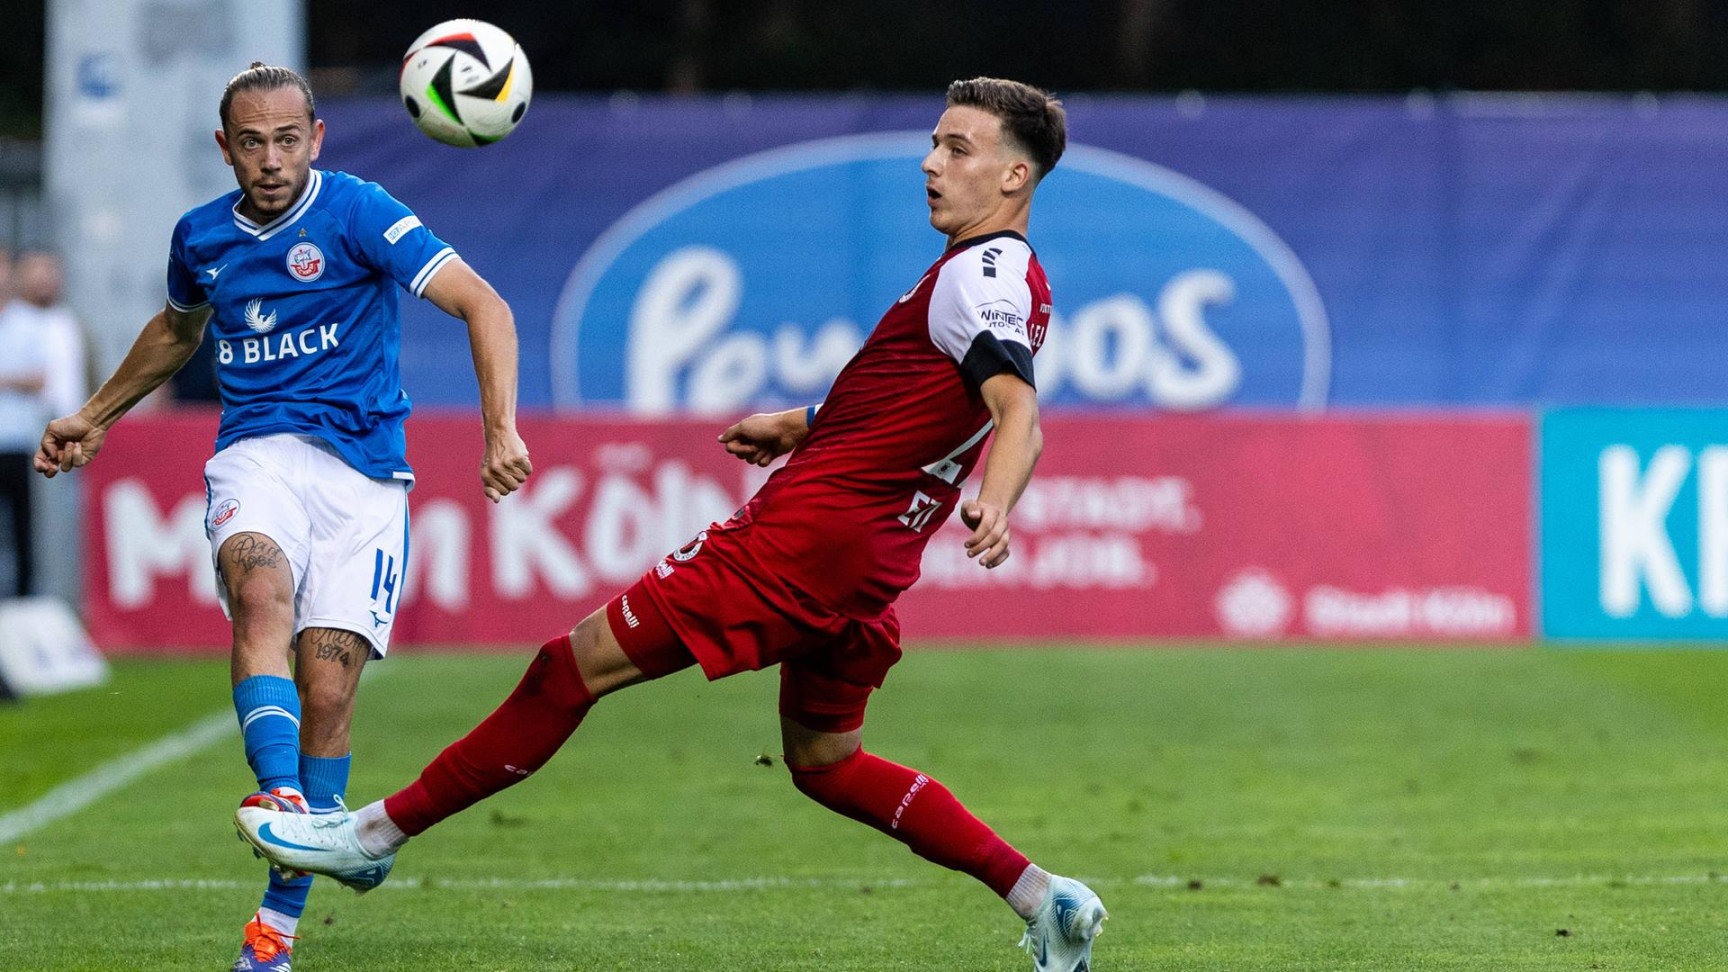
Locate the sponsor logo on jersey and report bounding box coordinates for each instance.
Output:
[217,321,343,367]
[976,301,1026,337]
[205,264,227,281]
[243,298,278,334]
[554,132,1329,413]
[383,215,423,245]
[286,242,325,282]
[619,594,641,629]
[671,531,708,562]
[209,498,240,529]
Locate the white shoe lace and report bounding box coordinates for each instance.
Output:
[1017,916,1040,956]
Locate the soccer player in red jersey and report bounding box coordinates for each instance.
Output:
[239,77,1107,970]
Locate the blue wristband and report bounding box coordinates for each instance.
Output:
[805,404,819,427]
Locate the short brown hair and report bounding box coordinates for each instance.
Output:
[945,77,1067,180]
[220,62,316,130]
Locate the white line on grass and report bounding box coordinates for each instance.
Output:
[0,876,921,894]
[0,710,235,845]
[1131,873,1728,890]
[1,666,390,846]
[5,873,1727,895]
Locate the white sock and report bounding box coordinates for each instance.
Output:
[1006,864,1051,920]
[354,800,409,857]
[257,907,299,938]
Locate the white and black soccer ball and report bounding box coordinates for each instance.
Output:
[399,19,533,147]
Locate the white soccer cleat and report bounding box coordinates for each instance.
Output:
[1019,874,1107,972]
[234,806,395,893]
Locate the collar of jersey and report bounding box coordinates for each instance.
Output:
[945,228,1028,254]
[232,169,323,242]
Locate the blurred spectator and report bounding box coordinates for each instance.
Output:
[0,248,86,598]
[11,250,90,417]
[0,244,50,597]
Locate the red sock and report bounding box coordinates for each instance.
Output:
[789,749,1030,897]
[385,636,594,835]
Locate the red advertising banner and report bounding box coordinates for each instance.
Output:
[83,410,1531,652]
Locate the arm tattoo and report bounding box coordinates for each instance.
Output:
[228,535,284,573]
[311,630,366,669]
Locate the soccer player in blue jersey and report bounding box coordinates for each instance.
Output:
[33,63,533,971]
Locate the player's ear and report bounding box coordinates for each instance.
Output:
[309,118,325,161]
[214,128,233,166]
[1002,157,1032,195]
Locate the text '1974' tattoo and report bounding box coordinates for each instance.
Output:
[312,630,366,668]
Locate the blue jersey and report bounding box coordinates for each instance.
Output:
[165,169,457,481]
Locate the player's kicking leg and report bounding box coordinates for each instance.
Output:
[219,532,315,970]
[235,606,660,889]
[779,687,1106,971]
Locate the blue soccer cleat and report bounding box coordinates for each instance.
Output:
[234,805,395,893]
[1019,874,1108,971]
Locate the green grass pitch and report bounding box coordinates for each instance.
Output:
[7,645,1728,970]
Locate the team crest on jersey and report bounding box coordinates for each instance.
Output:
[209,498,240,529]
[286,242,325,282]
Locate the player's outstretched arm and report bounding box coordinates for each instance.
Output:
[34,302,210,478]
[423,258,532,503]
[717,407,812,466]
[963,372,1043,568]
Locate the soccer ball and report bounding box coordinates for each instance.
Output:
[399,19,533,147]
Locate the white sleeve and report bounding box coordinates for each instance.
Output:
[927,240,1036,388]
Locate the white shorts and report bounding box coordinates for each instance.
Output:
[204,434,409,658]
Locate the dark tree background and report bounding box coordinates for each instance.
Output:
[6,0,1728,135]
[308,0,1728,93]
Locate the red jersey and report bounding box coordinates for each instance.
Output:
[735,230,1050,620]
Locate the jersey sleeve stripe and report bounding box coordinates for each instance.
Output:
[958,331,1036,389]
[166,296,210,312]
[409,247,458,297]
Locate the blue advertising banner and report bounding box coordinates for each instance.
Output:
[1543,409,1728,640]
[312,94,1728,413]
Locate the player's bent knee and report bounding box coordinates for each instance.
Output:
[568,609,645,698]
[781,717,863,770]
[297,678,358,720]
[228,572,292,621]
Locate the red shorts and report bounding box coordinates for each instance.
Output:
[604,526,901,734]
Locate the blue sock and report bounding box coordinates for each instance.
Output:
[261,753,351,922]
[233,676,301,793]
[299,753,351,814]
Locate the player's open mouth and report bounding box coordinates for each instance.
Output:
[926,186,941,204]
